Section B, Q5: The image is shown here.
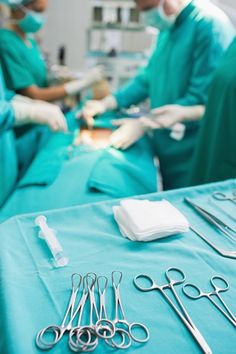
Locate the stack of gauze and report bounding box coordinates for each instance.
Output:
[113,199,189,242]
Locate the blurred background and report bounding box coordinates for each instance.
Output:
[42,0,236,90]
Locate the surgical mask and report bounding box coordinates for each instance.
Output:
[18,7,45,33]
[142,0,177,31]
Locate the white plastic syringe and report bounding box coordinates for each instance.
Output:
[35,215,69,267]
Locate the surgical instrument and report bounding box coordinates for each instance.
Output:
[69,273,99,352]
[110,271,150,349]
[37,272,149,352]
[209,199,236,224]
[67,129,80,159]
[35,215,69,267]
[69,272,136,352]
[134,267,212,354]
[185,198,236,242]
[183,276,236,327]
[36,273,83,350]
[212,190,236,206]
[190,226,236,259]
[95,276,115,340]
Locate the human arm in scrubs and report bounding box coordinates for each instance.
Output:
[0,63,15,132]
[189,37,236,186]
[106,15,234,148]
[106,24,215,149]
[83,11,234,121]
[140,105,206,129]
[115,20,234,109]
[0,61,67,207]
[0,37,67,102]
[0,65,18,208]
[0,28,104,102]
[0,100,15,132]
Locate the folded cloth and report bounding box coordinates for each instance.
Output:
[87,137,157,198]
[17,133,72,188]
[113,199,189,242]
[17,107,80,188]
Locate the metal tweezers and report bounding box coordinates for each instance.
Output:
[185,197,236,259]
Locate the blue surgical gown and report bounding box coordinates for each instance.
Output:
[0,66,18,207]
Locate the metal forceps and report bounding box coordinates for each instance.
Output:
[108,271,150,349]
[185,198,236,243]
[67,129,80,159]
[69,273,99,352]
[183,276,236,327]
[36,273,83,350]
[95,276,115,340]
[134,267,212,354]
[213,190,236,206]
[68,279,91,352]
[189,226,236,259]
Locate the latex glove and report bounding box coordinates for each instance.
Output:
[145,105,189,129]
[110,119,146,150]
[83,66,105,86]
[48,65,75,83]
[82,95,118,127]
[12,94,35,104]
[64,66,105,96]
[12,99,68,132]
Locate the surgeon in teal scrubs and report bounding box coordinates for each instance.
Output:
[0,0,105,102]
[0,63,18,207]
[0,60,69,207]
[82,0,235,190]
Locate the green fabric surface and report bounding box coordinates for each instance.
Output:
[0,131,18,207]
[88,137,157,198]
[15,125,53,179]
[16,107,83,187]
[0,29,47,91]
[152,121,200,190]
[1,110,157,219]
[190,38,236,185]
[113,0,234,190]
[0,65,18,207]
[0,180,236,354]
[17,131,71,188]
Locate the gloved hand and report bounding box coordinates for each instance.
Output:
[140,105,190,129]
[110,118,146,150]
[12,97,68,132]
[82,95,118,128]
[64,66,105,96]
[12,94,36,104]
[83,66,105,86]
[48,64,75,83]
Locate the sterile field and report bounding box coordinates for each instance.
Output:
[0,1,236,354]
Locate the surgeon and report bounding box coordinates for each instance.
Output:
[188,37,236,185]
[150,36,236,185]
[82,0,234,190]
[0,64,69,207]
[0,0,104,102]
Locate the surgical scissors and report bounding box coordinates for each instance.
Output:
[107,271,150,349]
[134,267,212,354]
[213,190,236,205]
[183,276,236,327]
